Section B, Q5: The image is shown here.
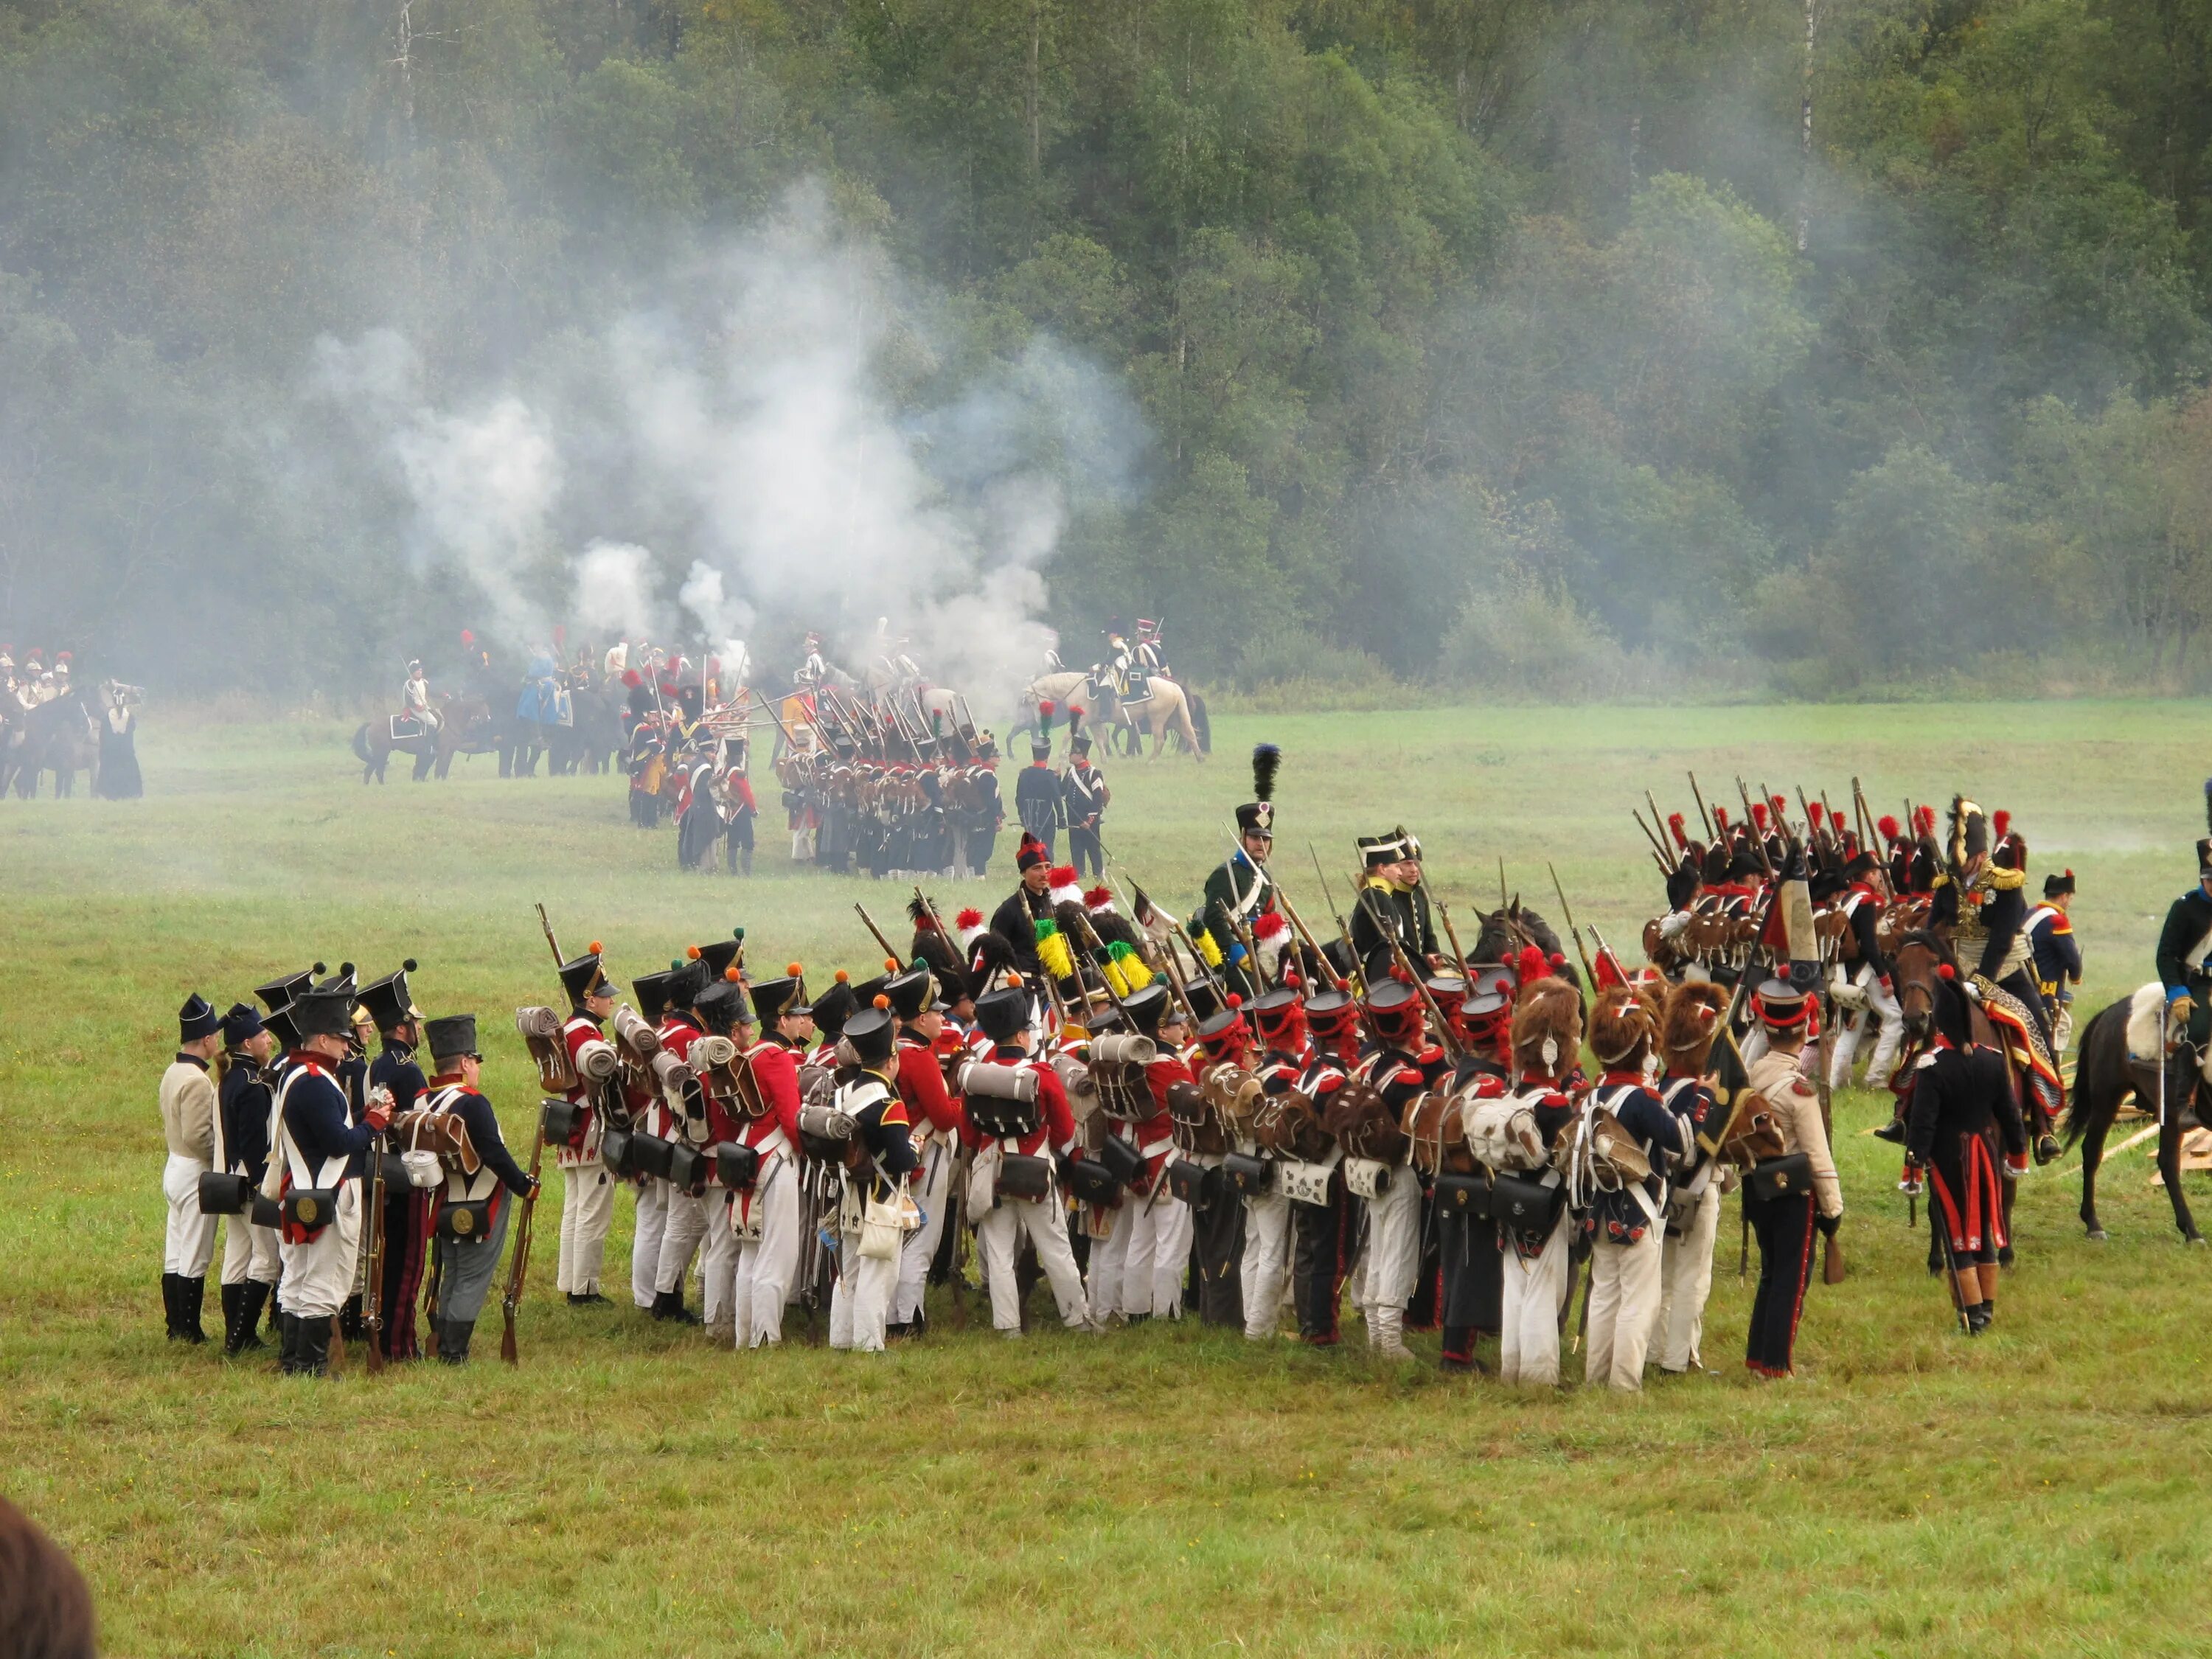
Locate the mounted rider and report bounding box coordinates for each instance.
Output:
[1103,621,1151,708]
[402,661,439,732]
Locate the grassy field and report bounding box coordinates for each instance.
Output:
[4,700,2210,1658]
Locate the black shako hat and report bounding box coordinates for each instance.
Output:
[844,1006,897,1068]
[290,987,357,1041]
[358,961,420,1034]
[178,993,220,1043]
[425,1014,479,1065]
[973,986,1030,1045]
[558,952,614,1006]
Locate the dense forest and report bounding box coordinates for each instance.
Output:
[4,0,2211,700]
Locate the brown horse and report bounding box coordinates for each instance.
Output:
[351,698,494,782]
[2062,989,2207,1245]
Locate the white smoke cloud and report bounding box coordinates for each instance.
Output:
[575,540,664,640]
[307,183,1146,710]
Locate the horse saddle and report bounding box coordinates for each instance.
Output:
[389,714,424,742]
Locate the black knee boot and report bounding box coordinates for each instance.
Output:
[278,1312,304,1374]
[296,1315,333,1377]
[161,1273,183,1339]
[177,1275,208,1344]
[437,1319,474,1365]
[226,1282,270,1354]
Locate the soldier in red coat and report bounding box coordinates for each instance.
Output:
[961,987,1095,1334]
[553,950,622,1306]
[1085,984,1194,1322]
[886,965,963,1338]
[729,971,812,1348]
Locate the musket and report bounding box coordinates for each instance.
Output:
[1644,788,1673,858]
[1498,857,1509,910]
[501,1099,549,1366]
[1272,880,1348,992]
[1545,862,1599,988]
[1307,843,1363,987]
[1736,778,1778,881]
[535,902,566,971]
[1688,771,1717,842]
[1062,902,1138,1024]
[360,1085,388,1376]
[855,902,904,970]
[1437,900,1475,986]
[1630,807,1675,876]
[1352,878,1467,1062]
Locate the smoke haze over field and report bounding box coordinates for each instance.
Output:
[296,190,1140,706]
[4,2,2212,703]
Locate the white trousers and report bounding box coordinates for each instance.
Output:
[1829,976,1905,1090]
[1499,1218,1571,1386]
[276,1180,364,1319]
[1585,1228,1666,1391]
[655,1186,709,1298]
[829,1227,896,1352]
[976,1194,1091,1332]
[221,1211,280,1286]
[630,1178,667,1309]
[1239,1188,1293,1340]
[699,1190,741,1326]
[1652,1183,1722,1373]
[163,1154,218,1276]
[557,1163,615,1295]
[1088,1187,1190,1319]
[1354,1172,1423,1314]
[733,1157,801,1348]
[894,1139,956,1325]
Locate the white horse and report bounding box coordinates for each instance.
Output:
[1018,670,1205,760]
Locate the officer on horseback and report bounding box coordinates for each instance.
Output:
[2154,804,2212,1115]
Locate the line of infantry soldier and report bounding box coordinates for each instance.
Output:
[159,745,2176,1383]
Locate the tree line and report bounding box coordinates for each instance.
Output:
[3,0,2210,699]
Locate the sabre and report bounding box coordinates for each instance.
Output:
[1308,843,1363,987]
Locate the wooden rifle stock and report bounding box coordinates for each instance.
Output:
[855,902,903,971]
[501,1101,548,1366]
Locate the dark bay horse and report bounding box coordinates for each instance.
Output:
[2062,990,2205,1245]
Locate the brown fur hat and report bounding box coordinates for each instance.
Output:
[1589,986,1660,1068]
[1659,980,1728,1075]
[1512,978,1583,1077]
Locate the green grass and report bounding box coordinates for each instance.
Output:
[4,700,2210,1657]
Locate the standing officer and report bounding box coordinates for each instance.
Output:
[731,970,812,1349]
[159,994,224,1344]
[1740,981,1843,1379]
[1200,745,1282,1003]
[1015,704,1065,861]
[2026,870,2082,1051]
[1061,725,1110,883]
[271,985,395,1377]
[886,966,962,1339]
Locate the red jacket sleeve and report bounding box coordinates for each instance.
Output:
[897,1041,963,1134]
[1033,1060,1077,1156]
[747,1044,803,1141]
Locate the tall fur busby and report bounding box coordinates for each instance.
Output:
[1660,980,1728,1077]
[1589,986,1659,1068]
[967,928,1021,993]
[1512,978,1583,1079]
[1948,795,1987,869]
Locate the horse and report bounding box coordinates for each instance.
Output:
[6,689,97,797]
[563,683,620,775]
[351,698,494,783]
[1891,930,2067,1250]
[2062,987,2208,1244]
[1469,900,1570,973]
[1018,671,1205,760]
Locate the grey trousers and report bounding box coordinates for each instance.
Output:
[431,1200,512,1324]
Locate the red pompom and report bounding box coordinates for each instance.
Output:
[1770,793,1788,816]
[460,630,475,644]
[955,908,983,931]
[1548,952,1566,968]
[1750,802,1770,830]
[1937,963,1955,980]
[1284,971,1303,990]
[1227,992,1242,1009]
[1070,705,1085,720]
[1714,807,1730,831]
[1992,810,2011,839]
[1877,815,1900,841]
[1667,812,1687,849]
[1807,802,1824,827]
[1039,700,1055,718]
